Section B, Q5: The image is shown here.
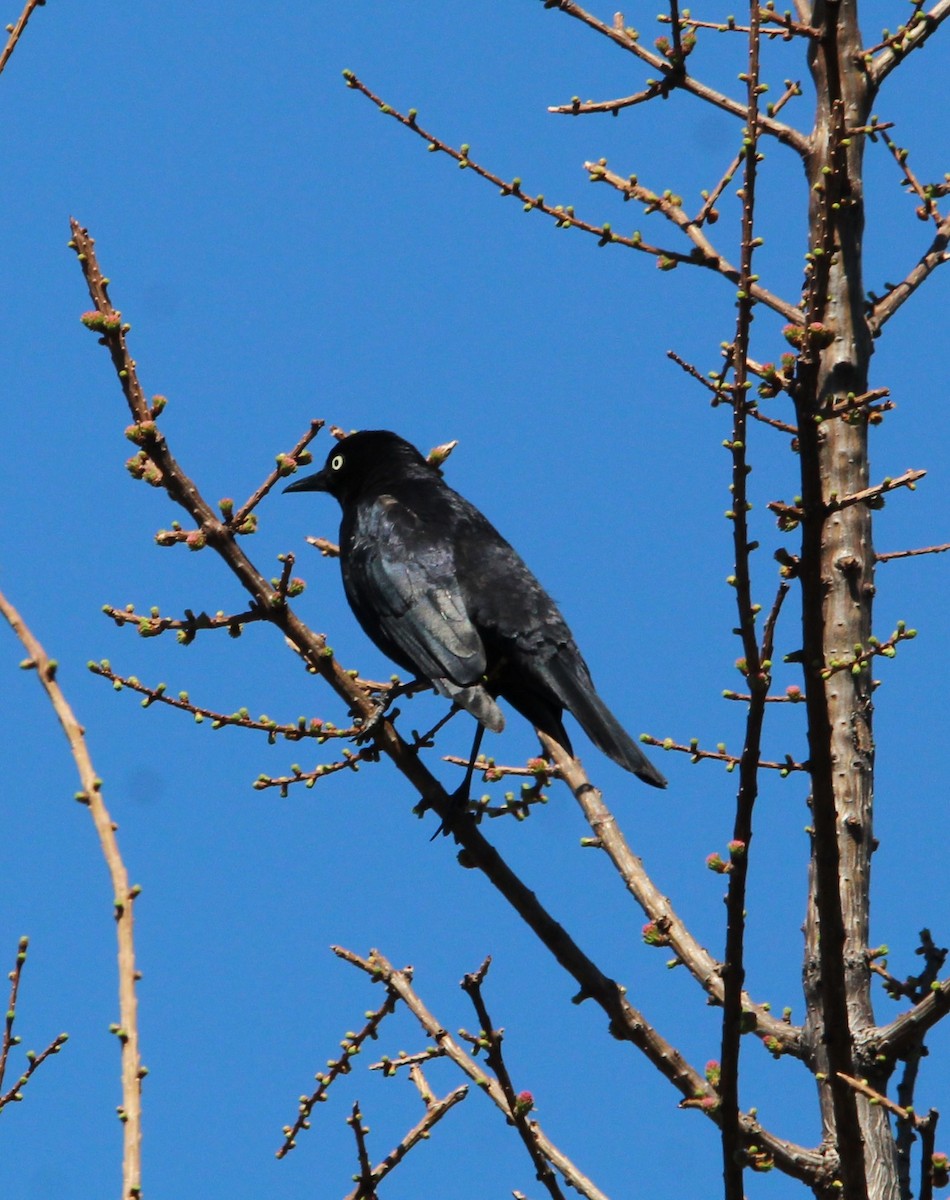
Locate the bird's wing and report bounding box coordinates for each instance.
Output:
[344,495,488,688]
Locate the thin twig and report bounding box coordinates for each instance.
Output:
[88,661,355,742]
[876,542,950,563]
[639,734,805,775]
[0,937,68,1111]
[541,0,808,154]
[461,958,567,1200]
[867,213,950,332]
[342,74,801,321]
[584,160,799,320]
[231,420,324,529]
[277,987,400,1157]
[342,1087,468,1200]
[336,946,619,1200]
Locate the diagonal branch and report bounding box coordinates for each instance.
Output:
[870,980,950,1060]
[0,0,45,79]
[342,1088,468,1200]
[342,75,801,323]
[585,161,800,320]
[866,0,950,87]
[461,959,569,1200]
[340,947,611,1200]
[867,212,950,333]
[538,736,801,1054]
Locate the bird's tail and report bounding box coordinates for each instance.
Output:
[545,656,667,788]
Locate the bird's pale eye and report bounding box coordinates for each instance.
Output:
[330,454,345,471]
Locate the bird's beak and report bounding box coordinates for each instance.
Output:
[284,467,330,494]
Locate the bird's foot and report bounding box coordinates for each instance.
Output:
[351,677,426,743]
[414,780,478,840]
[353,703,400,744]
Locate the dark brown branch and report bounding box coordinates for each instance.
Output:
[719,17,770,1191]
[347,1101,375,1198]
[461,959,568,1200]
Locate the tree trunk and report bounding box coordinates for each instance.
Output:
[797,2,896,1196]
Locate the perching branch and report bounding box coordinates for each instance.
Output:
[538,735,802,1055]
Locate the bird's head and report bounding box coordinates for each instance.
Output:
[284,430,434,504]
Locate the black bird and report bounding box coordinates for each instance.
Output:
[285,431,666,788]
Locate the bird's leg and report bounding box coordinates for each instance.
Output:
[430,721,486,839]
[454,720,486,808]
[352,677,428,744]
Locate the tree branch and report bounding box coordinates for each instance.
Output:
[0,0,45,80]
[866,0,950,88]
[542,0,808,155]
[0,590,143,1199]
[867,212,950,333]
[584,161,800,321]
[538,736,801,1054]
[339,947,612,1200]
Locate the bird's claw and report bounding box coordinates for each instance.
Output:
[353,703,400,744]
[429,783,478,840]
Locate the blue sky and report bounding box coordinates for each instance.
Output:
[1,3,948,1197]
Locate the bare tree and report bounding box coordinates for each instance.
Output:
[5,1,950,1197]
